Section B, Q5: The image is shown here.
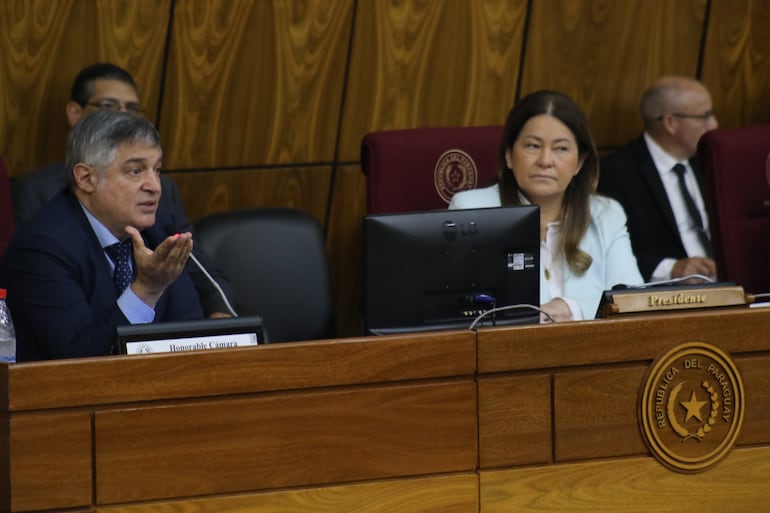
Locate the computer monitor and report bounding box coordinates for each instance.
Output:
[116,315,265,355]
[364,205,540,334]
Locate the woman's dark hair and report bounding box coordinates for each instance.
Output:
[497,90,599,275]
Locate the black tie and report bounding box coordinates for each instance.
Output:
[105,239,134,295]
[672,163,712,258]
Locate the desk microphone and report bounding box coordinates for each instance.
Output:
[164,224,239,317]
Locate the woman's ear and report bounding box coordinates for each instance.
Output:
[574,154,587,175]
[504,147,514,169]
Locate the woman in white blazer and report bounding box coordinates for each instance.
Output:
[450,90,642,321]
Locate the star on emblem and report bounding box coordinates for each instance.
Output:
[680,390,707,423]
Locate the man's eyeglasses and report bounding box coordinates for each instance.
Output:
[85,99,143,115]
[656,111,715,122]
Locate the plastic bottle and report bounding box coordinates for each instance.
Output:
[0,288,17,363]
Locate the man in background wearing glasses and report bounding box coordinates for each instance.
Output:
[598,75,718,283]
[11,63,233,317]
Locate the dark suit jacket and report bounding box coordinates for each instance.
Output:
[11,163,233,315]
[0,189,205,361]
[598,135,707,281]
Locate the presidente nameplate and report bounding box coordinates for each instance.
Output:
[599,284,749,317]
[639,342,744,473]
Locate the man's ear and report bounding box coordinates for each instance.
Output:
[66,101,84,127]
[72,163,97,193]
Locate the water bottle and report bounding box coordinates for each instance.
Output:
[0,288,16,363]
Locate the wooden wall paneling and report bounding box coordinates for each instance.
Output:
[479,447,770,513]
[338,0,527,161]
[160,0,353,169]
[96,474,479,513]
[94,381,478,504]
[553,366,649,462]
[520,0,707,149]
[0,0,170,176]
[478,374,552,469]
[9,412,92,512]
[701,0,770,128]
[325,163,367,337]
[168,166,332,224]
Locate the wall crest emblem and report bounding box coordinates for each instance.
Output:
[434,149,478,204]
[639,341,744,473]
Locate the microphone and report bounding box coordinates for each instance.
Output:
[164,224,239,317]
[614,274,717,291]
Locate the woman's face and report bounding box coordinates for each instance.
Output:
[505,114,584,205]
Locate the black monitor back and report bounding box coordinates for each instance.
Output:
[364,205,540,334]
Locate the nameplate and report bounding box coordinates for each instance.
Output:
[124,332,259,355]
[598,284,750,318]
[116,316,265,355]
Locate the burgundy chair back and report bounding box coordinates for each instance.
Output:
[698,126,770,293]
[361,125,504,214]
[0,155,14,257]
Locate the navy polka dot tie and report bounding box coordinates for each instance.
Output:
[105,239,134,295]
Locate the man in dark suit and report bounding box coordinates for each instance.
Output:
[1,111,204,361]
[11,63,233,317]
[598,76,718,282]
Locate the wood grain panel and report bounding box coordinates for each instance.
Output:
[98,474,478,513]
[521,0,706,148]
[9,412,92,511]
[326,163,367,337]
[480,446,770,512]
[554,366,648,462]
[478,374,551,468]
[95,381,477,503]
[701,0,770,129]
[167,166,332,225]
[735,354,770,444]
[0,0,170,175]
[160,0,352,168]
[477,307,770,373]
[6,331,475,411]
[338,0,527,161]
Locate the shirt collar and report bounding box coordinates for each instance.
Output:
[644,132,684,177]
[79,202,122,249]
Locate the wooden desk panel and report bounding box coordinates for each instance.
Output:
[554,366,648,462]
[478,374,552,468]
[98,474,479,513]
[2,308,770,512]
[95,381,477,504]
[8,412,92,512]
[477,308,770,373]
[5,331,475,411]
[480,446,770,513]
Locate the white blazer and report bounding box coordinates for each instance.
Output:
[450,184,643,318]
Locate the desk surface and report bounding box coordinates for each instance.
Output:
[2,307,769,513]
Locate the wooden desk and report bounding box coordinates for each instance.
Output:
[2,308,769,512]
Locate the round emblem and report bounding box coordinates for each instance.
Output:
[434,149,478,204]
[136,343,153,354]
[639,342,744,473]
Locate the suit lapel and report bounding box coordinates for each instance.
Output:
[634,138,683,247]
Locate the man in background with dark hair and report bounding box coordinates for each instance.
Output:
[11,62,234,317]
[1,111,203,361]
[598,76,718,283]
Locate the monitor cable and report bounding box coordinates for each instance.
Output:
[469,304,554,330]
